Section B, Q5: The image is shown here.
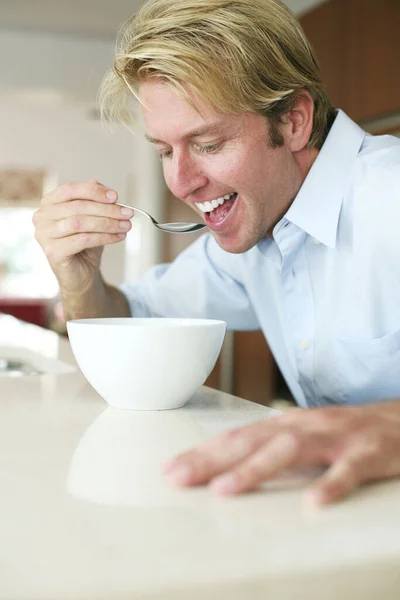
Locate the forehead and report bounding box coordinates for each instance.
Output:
[139,79,236,142]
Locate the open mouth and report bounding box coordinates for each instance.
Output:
[196,192,238,227]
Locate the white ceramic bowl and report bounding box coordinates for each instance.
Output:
[66,317,226,410]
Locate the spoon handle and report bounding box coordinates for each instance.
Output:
[116,203,154,223]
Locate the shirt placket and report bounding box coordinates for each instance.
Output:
[275,224,317,407]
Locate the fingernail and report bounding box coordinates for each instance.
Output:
[165,465,192,485]
[120,207,134,217]
[119,220,131,231]
[106,190,117,201]
[210,473,238,494]
[305,488,324,506]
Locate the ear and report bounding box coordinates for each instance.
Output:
[284,91,314,152]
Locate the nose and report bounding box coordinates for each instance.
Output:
[165,149,208,200]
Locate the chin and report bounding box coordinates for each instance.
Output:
[212,232,258,254]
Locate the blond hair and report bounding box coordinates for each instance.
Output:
[99,0,335,148]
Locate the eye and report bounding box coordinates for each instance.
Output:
[158,148,173,160]
[197,143,220,154]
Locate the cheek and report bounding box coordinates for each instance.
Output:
[208,155,247,188]
[221,157,264,192]
[238,149,283,192]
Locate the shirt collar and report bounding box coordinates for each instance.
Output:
[284,110,366,249]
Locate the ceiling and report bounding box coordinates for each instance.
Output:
[0,0,326,39]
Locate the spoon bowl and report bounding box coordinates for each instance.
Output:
[116,202,207,234]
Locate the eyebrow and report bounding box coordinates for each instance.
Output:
[144,122,230,145]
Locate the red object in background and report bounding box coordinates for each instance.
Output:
[0,298,48,328]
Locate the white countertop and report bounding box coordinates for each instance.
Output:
[1,314,400,600]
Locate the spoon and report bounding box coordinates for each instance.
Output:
[116,202,207,234]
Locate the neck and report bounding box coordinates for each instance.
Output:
[295,146,320,184]
[266,146,320,238]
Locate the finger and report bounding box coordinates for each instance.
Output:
[42,181,118,206]
[210,432,300,495]
[44,199,134,222]
[32,201,134,240]
[162,408,328,488]
[43,214,132,240]
[305,452,369,506]
[162,421,276,486]
[42,232,127,263]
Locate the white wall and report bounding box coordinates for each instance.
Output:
[0,29,113,102]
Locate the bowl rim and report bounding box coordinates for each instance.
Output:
[67,317,227,328]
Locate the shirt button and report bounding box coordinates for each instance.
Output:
[312,238,320,245]
[299,339,310,350]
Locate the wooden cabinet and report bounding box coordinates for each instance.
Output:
[233,331,277,405]
[348,0,400,122]
[301,0,400,122]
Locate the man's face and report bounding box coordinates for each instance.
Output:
[140,79,302,253]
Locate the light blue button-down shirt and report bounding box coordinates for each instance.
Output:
[120,110,400,408]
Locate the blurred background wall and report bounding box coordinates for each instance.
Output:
[0,0,398,405]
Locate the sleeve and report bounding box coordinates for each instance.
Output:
[119,233,259,331]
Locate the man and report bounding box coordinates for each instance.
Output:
[33,0,400,506]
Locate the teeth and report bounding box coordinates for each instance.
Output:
[195,192,235,213]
